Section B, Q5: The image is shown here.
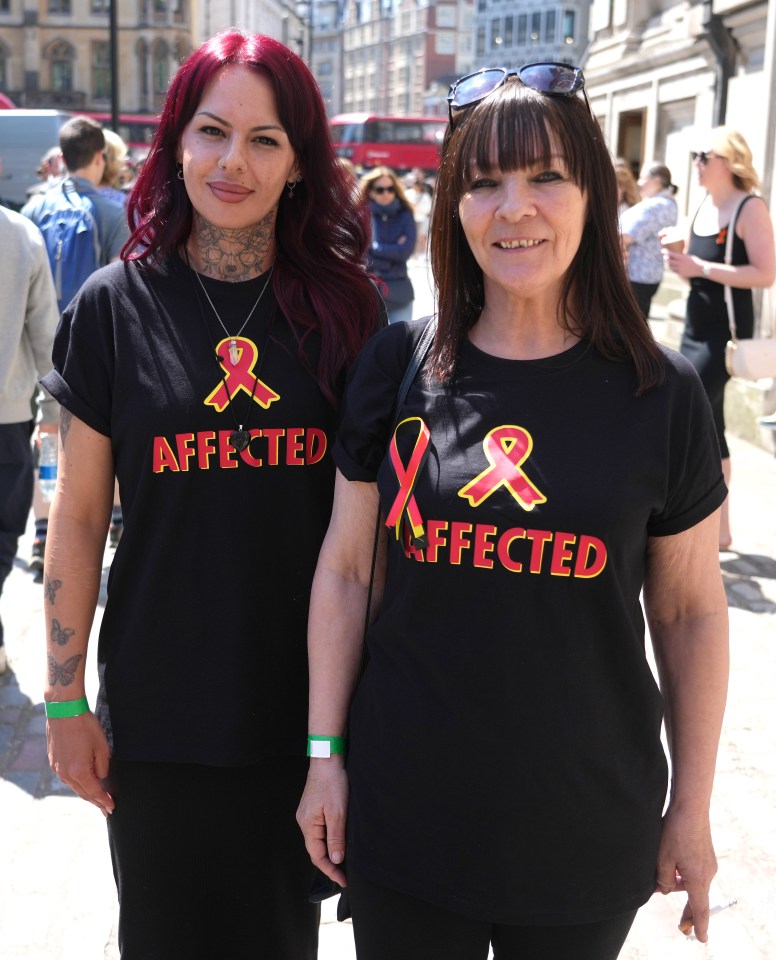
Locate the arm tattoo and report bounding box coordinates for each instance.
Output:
[60,409,73,448]
[50,618,75,646]
[44,575,63,605]
[192,211,276,281]
[48,653,83,686]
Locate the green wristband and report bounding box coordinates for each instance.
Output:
[45,696,90,719]
[307,735,348,758]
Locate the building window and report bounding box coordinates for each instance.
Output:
[49,41,74,91]
[92,40,111,99]
[91,0,109,11]
[530,11,541,43]
[153,0,173,21]
[0,0,10,12]
[490,17,500,47]
[49,0,72,12]
[436,4,456,28]
[152,41,170,97]
[503,15,513,45]
[476,25,486,56]
[545,9,556,42]
[137,38,149,102]
[562,9,576,43]
[517,13,527,45]
[436,32,455,55]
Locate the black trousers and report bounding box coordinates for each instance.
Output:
[105,756,319,960]
[629,281,660,321]
[348,868,638,960]
[0,421,34,613]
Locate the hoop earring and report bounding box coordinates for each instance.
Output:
[177,165,184,181]
[287,176,302,199]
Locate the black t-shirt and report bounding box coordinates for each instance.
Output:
[335,319,726,925]
[43,256,339,765]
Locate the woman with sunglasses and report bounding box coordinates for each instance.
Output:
[663,128,775,551]
[298,64,728,960]
[361,166,417,323]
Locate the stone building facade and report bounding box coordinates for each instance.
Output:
[0,0,191,114]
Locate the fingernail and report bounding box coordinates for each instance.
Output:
[331,851,343,864]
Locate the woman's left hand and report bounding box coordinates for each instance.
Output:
[654,803,718,942]
[296,760,350,887]
[663,249,702,279]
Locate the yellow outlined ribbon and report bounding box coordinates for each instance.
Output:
[458,425,546,510]
[385,416,431,546]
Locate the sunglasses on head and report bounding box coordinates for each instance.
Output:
[691,150,717,165]
[447,62,589,125]
[371,185,396,195]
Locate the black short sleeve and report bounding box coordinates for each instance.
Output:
[334,318,432,481]
[646,348,727,537]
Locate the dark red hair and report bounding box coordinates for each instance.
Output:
[123,30,380,405]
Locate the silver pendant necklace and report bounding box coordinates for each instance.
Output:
[185,248,276,453]
[192,262,274,366]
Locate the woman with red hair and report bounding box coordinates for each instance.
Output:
[41,30,381,958]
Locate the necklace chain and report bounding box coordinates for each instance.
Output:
[185,248,276,452]
[192,262,274,345]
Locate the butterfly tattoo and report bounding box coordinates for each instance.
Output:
[44,575,63,605]
[50,618,75,646]
[48,653,83,687]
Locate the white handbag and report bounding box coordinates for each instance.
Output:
[723,196,776,380]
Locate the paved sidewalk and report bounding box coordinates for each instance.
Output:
[1,427,775,958]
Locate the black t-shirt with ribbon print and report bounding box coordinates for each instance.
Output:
[43,255,339,765]
[334,318,726,926]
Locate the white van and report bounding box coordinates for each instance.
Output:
[0,109,71,209]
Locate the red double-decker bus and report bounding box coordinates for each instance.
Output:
[329,114,447,173]
[80,111,160,157]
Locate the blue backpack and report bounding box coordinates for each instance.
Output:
[30,179,100,313]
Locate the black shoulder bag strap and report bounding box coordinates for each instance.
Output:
[360,316,437,674]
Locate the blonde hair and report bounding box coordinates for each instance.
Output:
[708,127,761,194]
[359,166,413,212]
[101,128,129,189]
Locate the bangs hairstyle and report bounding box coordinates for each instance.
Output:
[123,30,380,406]
[429,82,664,394]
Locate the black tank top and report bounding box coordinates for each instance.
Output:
[684,195,756,342]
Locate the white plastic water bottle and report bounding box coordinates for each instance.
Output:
[38,432,58,502]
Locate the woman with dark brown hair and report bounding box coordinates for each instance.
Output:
[298,64,728,959]
[360,165,417,323]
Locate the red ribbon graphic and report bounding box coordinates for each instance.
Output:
[458,425,546,510]
[204,336,280,413]
[385,416,431,545]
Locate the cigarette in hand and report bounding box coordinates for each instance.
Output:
[679,899,737,938]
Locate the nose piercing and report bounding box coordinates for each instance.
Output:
[218,159,227,170]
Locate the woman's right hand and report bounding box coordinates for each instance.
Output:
[47,712,115,816]
[296,760,349,886]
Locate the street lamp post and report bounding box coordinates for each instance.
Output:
[109,0,119,133]
[296,0,313,66]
